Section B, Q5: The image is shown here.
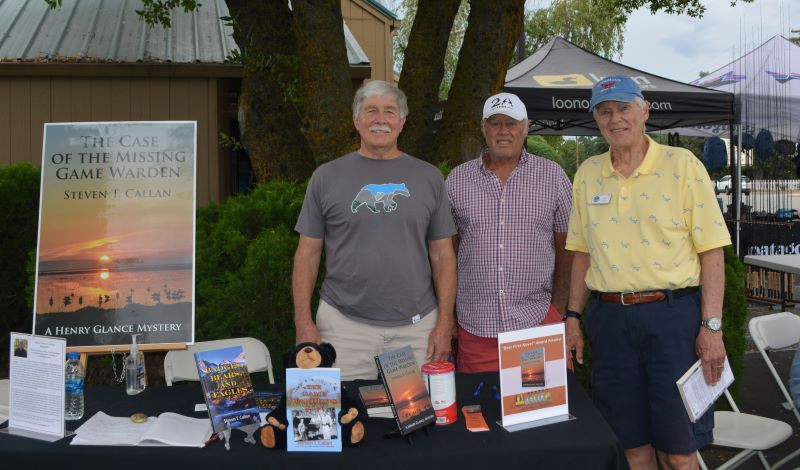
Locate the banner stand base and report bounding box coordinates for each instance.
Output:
[498,413,574,433]
[0,427,73,442]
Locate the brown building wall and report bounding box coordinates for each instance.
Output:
[341,0,398,82]
[0,75,225,206]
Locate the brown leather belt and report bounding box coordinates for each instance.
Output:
[598,287,699,305]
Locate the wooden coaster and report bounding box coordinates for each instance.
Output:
[130,413,149,423]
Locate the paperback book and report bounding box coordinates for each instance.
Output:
[71,411,212,447]
[254,390,284,426]
[194,346,260,434]
[375,345,435,435]
[676,358,734,422]
[357,384,393,417]
[285,368,342,452]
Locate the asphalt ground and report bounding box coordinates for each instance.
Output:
[699,302,800,470]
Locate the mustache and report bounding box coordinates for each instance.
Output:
[369,125,391,133]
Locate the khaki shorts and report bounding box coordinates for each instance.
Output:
[316,300,437,381]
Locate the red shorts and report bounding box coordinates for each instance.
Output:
[456,305,572,373]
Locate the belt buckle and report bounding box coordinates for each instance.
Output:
[620,291,635,306]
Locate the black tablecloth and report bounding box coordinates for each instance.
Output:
[0,372,629,470]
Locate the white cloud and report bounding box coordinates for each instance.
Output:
[620,0,797,82]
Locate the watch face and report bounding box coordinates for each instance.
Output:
[705,317,722,331]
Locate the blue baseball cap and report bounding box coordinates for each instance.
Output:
[589,76,644,111]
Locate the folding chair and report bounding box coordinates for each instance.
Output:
[697,389,792,470]
[163,337,275,385]
[748,312,800,468]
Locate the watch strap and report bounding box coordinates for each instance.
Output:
[565,310,582,321]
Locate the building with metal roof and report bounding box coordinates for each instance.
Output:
[0,0,395,203]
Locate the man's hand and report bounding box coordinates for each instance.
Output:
[565,318,584,365]
[295,317,321,345]
[696,328,726,385]
[426,322,453,362]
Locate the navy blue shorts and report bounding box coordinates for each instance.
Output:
[585,290,713,454]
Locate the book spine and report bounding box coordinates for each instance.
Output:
[375,355,403,433]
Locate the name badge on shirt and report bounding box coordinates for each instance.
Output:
[590,194,612,205]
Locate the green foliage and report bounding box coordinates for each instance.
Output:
[524,0,626,58]
[437,160,454,179]
[219,132,243,152]
[751,154,796,179]
[393,0,470,99]
[526,136,563,167]
[135,0,200,27]
[721,245,747,404]
[195,180,315,380]
[0,164,40,342]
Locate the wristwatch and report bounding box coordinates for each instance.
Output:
[700,316,722,333]
[564,310,582,322]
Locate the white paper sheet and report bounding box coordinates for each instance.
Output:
[8,333,66,439]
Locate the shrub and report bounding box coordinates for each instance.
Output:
[526,136,563,167]
[195,180,317,381]
[722,245,747,403]
[0,163,40,375]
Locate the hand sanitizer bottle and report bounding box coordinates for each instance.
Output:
[125,334,146,395]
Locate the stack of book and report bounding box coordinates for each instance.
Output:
[357,384,393,418]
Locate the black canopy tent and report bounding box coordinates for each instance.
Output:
[504,37,735,135]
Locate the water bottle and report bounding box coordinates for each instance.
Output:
[65,351,84,420]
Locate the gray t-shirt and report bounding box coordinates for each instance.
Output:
[295,152,456,326]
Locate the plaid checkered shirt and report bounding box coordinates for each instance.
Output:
[446,149,572,337]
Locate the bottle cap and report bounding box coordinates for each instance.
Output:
[131,334,139,356]
[68,351,79,360]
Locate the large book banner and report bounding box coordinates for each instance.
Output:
[33,122,196,349]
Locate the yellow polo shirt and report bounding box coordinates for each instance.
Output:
[565,136,731,292]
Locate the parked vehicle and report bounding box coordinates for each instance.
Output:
[715,175,751,196]
[774,208,800,221]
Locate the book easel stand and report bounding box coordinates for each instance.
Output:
[67,342,187,384]
[383,423,431,445]
[217,420,260,450]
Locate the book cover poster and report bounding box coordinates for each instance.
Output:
[194,346,260,434]
[520,347,546,387]
[286,368,342,452]
[497,323,568,428]
[376,346,435,434]
[33,122,196,347]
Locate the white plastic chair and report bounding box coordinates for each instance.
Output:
[697,389,793,470]
[163,337,274,385]
[748,312,800,468]
[749,312,800,424]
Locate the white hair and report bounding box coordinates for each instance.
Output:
[352,80,408,118]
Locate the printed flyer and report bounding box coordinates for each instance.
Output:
[33,122,196,347]
[497,322,569,429]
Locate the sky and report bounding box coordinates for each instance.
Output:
[619,0,797,83]
[383,0,797,84]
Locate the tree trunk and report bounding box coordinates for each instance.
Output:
[227,1,315,182]
[397,0,461,160]
[432,0,525,165]
[292,0,358,164]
